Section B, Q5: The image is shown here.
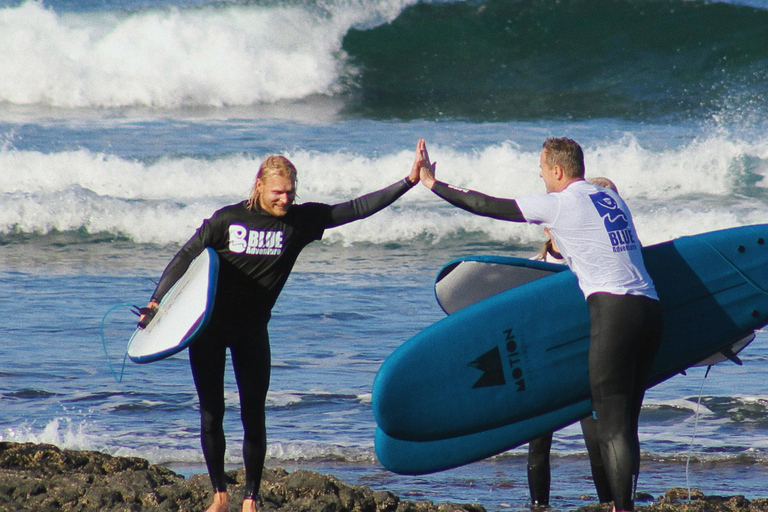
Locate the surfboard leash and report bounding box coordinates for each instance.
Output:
[684,365,712,501]
[100,302,135,383]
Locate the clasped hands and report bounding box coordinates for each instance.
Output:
[410,139,437,190]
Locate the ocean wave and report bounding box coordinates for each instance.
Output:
[342,0,768,121]
[0,0,414,109]
[5,415,765,469]
[0,416,376,465]
[267,390,370,410]
[2,133,768,247]
[1,0,766,121]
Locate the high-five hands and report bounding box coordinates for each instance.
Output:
[416,139,437,189]
[407,142,422,185]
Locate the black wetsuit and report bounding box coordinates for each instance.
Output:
[430,181,662,511]
[527,249,612,507]
[150,178,414,499]
[527,417,612,507]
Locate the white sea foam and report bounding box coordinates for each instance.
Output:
[2,133,767,246]
[267,441,375,462]
[0,0,416,109]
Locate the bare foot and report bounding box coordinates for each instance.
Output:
[205,491,229,512]
[242,497,258,512]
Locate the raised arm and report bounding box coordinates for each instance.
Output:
[324,150,420,228]
[417,139,526,222]
[325,177,415,228]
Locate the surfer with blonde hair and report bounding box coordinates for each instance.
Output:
[246,156,298,211]
[140,153,420,512]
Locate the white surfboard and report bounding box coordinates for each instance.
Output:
[435,256,566,314]
[128,248,219,364]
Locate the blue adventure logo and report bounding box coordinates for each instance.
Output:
[589,191,637,253]
[228,224,284,256]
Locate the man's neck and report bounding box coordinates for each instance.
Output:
[551,177,585,193]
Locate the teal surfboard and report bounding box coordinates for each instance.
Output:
[436,254,753,368]
[374,398,591,475]
[127,248,219,364]
[373,225,768,464]
[376,324,750,476]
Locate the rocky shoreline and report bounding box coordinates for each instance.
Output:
[1,442,767,512]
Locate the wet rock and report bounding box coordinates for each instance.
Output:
[0,443,483,512]
[1,443,766,512]
[572,488,768,512]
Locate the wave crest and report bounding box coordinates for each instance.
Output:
[2,0,766,121]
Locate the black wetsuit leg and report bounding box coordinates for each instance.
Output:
[230,323,271,499]
[189,323,229,494]
[189,317,272,498]
[587,293,662,511]
[527,432,553,507]
[579,415,612,503]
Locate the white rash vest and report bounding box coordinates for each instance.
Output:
[517,180,658,300]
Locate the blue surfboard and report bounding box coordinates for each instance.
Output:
[436,255,754,367]
[376,245,755,475]
[374,398,592,475]
[127,248,219,364]
[373,225,768,455]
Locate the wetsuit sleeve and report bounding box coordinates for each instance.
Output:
[324,177,415,228]
[149,218,220,303]
[431,181,526,222]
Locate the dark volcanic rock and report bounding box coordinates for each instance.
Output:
[1,442,767,512]
[0,441,206,511]
[0,442,485,512]
[573,488,768,512]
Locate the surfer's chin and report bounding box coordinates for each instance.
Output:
[266,204,291,217]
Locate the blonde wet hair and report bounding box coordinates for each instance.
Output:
[246,156,298,210]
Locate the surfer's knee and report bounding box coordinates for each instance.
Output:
[201,407,225,432]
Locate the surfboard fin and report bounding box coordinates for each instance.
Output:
[719,348,743,366]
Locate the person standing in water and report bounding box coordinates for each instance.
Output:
[140,154,420,512]
[527,177,619,509]
[416,138,662,512]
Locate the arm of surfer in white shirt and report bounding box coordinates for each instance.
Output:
[417,139,526,223]
[430,181,526,222]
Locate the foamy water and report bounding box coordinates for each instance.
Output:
[2,126,768,246]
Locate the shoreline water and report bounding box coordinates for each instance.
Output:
[3,239,768,511]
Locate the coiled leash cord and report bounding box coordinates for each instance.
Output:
[100,303,145,382]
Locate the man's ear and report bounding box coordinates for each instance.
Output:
[553,165,565,181]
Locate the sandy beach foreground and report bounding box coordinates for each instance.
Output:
[1,442,766,512]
